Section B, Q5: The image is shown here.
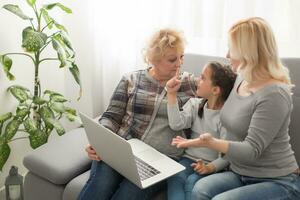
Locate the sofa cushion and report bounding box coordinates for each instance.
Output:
[23,128,91,184]
[24,172,65,200]
[63,170,90,200]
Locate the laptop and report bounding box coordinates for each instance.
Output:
[80,113,185,189]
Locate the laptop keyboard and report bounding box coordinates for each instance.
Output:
[134,156,161,181]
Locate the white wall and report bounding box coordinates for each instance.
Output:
[0,0,91,188]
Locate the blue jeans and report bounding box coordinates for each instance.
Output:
[192,171,300,200]
[77,160,163,200]
[167,157,205,200]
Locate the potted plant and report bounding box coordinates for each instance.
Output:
[0,0,81,170]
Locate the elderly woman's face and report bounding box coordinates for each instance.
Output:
[153,48,184,79]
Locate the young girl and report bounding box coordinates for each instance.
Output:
[165,61,236,200]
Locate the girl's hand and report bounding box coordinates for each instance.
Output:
[191,160,216,175]
[86,144,101,161]
[166,68,181,94]
[176,133,214,148]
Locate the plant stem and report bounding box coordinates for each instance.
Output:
[41,21,54,32]
[39,58,59,64]
[3,53,35,64]
[30,19,36,30]
[39,31,61,54]
[34,52,40,98]
[33,4,41,31]
[39,40,52,54]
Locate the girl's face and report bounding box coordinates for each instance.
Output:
[152,48,184,80]
[197,65,216,98]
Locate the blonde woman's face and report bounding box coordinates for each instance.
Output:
[153,48,184,79]
[226,50,240,73]
[227,37,241,72]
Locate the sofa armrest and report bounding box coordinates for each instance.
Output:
[23,128,91,185]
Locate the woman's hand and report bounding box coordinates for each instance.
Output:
[86,144,101,161]
[172,133,214,148]
[171,136,187,146]
[191,160,216,175]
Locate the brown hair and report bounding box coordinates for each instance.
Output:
[198,62,237,118]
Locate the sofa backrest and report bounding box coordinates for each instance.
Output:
[182,53,300,165]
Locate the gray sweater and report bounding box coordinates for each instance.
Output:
[168,98,229,172]
[221,76,299,178]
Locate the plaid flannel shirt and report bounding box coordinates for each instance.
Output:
[99,68,197,140]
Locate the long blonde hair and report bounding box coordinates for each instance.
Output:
[143,28,186,65]
[229,17,292,87]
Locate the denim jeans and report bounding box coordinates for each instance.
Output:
[192,171,300,200]
[167,157,205,200]
[77,160,163,200]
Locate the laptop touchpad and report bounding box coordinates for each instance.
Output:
[137,150,165,162]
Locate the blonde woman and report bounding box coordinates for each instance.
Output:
[77,29,197,200]
[173,17,300,200]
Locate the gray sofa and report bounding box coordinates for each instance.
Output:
[23,54,300,200]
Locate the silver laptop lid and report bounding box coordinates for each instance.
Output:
[79,113,141,186]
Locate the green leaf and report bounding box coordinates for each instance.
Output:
[50,94,68,103]
[0,112,13,123]
[65,107,76,116]
[44,3,72,14]
[0,113,13,136]
[33,96,47,105]
[0,55,15,80]
[52,38,67,68]
[22,27,48,52]
[55,34,74,58]
[54,22,68,33]
[41,8,53,29]
[44,90,63,96]
[7,85,30,103]
[26,0,36,6]
[65,113,76,122]
[8,84,30,91]
[39,106,54,129]
[23,118,37,134]
[59,32,73,50]
[0,143,10,171]
[69,62,81,86]
[64,107,77,122]
[29,129,48,149]
[50,102,65,113]
[39,106,55,119]
[16,107,30,119]
[4,118,21,141]
[3,4,33,20]
[46,118,65,136]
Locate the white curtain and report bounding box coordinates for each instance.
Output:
[64,0,300,116]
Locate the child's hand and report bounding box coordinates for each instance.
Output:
[166,68,181,94]
[191,160,216,175]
